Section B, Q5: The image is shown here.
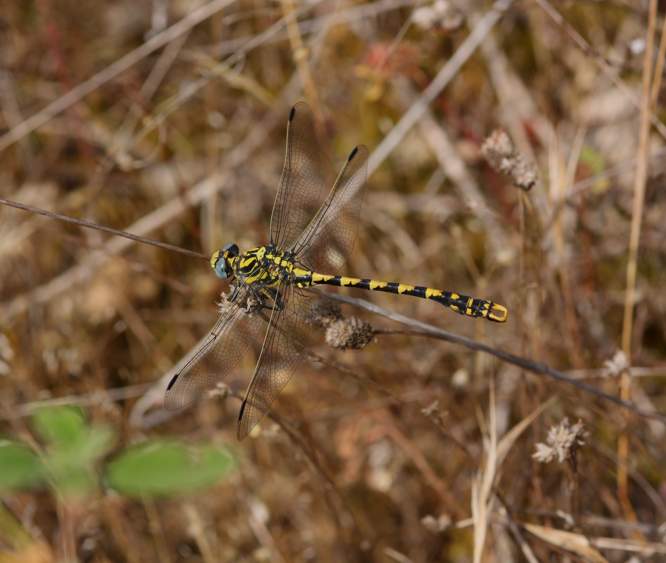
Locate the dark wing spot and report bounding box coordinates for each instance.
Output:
[238,399,247,421]
[348,146,358,161]
[289,106,296,121]
[166,372,179,391]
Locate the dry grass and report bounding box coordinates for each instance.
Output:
[0,1,665,561]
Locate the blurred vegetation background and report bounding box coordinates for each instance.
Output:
[0,0,665,561]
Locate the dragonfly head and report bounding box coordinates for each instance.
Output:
[210,243,239,279]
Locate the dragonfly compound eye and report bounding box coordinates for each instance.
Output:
[210,250,228,279]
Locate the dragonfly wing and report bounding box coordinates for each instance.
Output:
[236,284,308,440]
[292,144,369,271]
[269,102,334,251]
[163,294,266,411]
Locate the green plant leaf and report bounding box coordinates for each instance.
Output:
[0,439,45,490]
[106,440,235,497]
[69,426,115,464]
[56,467,97,496]
[31,406,87,447]
[30,407,115,497]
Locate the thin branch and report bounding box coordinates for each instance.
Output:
[621,0,657,359]
[0,197,208,261]
[618,0,659,534]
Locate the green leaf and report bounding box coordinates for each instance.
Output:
[46,464,96,496]
[44,435,113,497]
[30,406,115,497]
[106,440,235,497]
[0,439,45,490]
[31,406,87,447]
[69,426,115,464]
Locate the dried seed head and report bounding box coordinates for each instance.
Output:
[421,514,452,533]
[604,350,629,377]
[481,129,538,191]
[0,333,14,376]
[421,400,441,418]
[220,287,262,314]
[421,400,447,429]
[413,1,463,32]
[325,317,374,350]
[218,294,236,314]
[306,299,343,328]
[533,418,588,464]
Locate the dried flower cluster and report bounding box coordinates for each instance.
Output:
[533,418,588,464]
[421,514,452,533]
[603,350,630,377]
[481,129,538,191]
[304,298,374,349]
[0,333,14,376]
[412,1,464,31]
[325,317,374,350]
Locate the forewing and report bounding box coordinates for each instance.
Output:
[269,102,334,250]
[164,297,265,411]
[236,285,310,440]
[292,144,369,271]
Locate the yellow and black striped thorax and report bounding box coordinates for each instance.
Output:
[231,245,299,287]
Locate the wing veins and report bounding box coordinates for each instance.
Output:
[237,283,290,439]
[165,307,238,396]
[269,111,295,246]
[291,145,368,259]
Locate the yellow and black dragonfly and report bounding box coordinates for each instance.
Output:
[165,102,508,439]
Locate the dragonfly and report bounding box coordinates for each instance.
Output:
[164,102,508,439]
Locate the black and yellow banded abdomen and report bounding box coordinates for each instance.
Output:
[304,272,508,322]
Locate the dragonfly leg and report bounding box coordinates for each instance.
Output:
[228,284,241,301]
[260,287,285,311]
[248,286,284,312]
[274,289,286,311]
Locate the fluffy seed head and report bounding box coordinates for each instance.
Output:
[325,317,374,350]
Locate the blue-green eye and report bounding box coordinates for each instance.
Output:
[214,259,228,279]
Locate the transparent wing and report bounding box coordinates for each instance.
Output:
[163,293,266,411]
[269,102,334,251]
[292,144,369,271]
[237,284,310,440]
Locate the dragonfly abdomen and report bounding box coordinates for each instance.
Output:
[306,271,508,322]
